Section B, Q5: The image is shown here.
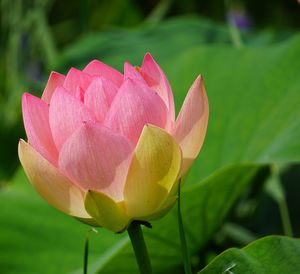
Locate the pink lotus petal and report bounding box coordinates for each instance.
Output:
[22,93,58,165]
[172,75,209,175]
[84,77,118,122]
[141,53,175,122]
[63,68,92,97]
[59,123,133,201]
[124,62,145,82]
[49,87,96,150]
[83,59,123,87]
[42,71,65,103]
[104,79,168,144]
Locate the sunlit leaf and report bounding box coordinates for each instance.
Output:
[198,236,300,274]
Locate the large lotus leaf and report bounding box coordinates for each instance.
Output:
[55,16,230,72]
[85,164,267,274]
[0,164,266,274]
[198,236,300,274]
[1,30,300,274]
[166,35,300,183]
[0,170,123,274]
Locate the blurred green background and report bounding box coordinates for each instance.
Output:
[0,0,300,273]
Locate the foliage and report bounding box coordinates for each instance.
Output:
[0,1,300,273]
[199,236,300,274]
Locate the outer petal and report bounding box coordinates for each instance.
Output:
[22,93,58,165]
[84,77,118,122]
[83,60,123,87]
[85,190,129,232]
[105,79,168,144]
[18,140,90,218]
[63,68,92,97]
[124,125,182,219]
[141,53,175,122]
[172,75,209,175]
[41,71,65,103]
[59,123,133,201]
[49,87,96,150]
[143,196,177,221]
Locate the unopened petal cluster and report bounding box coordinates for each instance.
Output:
[18,53,209,232]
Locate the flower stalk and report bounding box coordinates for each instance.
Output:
[83,230,89,274]
[127,221,152,274]
[178,182,192,274]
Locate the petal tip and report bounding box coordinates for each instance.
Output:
[144,52,154,61]
[22,92,33,103]
[88,59,100,65]
[193,74,207,97]
[18,138,26,145]
[68,67,81,73]
[49,70,65,78]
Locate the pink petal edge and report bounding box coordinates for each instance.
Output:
[22,93,58,165]
[172,75,209,175]
[124,62,145,82]
[83,59,123,87]
[63,68,92,97]
[141,53,175,123]
[41,71,65,103]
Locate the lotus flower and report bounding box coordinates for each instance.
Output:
[18,53,209,232]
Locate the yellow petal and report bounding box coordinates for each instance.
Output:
[84,190,129,232]
[18,139,89,218]
[124,125,182,219]
[75,217,101,227]
[143,195,178,221]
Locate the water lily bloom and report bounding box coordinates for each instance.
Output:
[18,53,209,232]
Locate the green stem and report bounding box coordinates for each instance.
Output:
[265,165,293,237]
[83,230,89,274]
[278,197,293,237]
[127,221,152,274]
[178,183,192,274]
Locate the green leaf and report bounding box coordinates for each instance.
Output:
[1,21,300,274]
[0,164,265,274]
[198,236,300,274]
[82,164,267,274]
[54,16,231,72]
[0,169,122,274]
[177,183,193,274]
[166,35,300,182]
